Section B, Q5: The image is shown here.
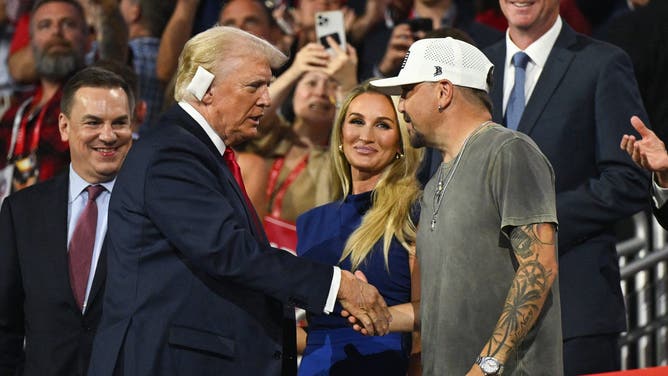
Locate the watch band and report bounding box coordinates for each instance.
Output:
[476,356,504,375]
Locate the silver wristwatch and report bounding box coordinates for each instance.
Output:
[476,356,504,375]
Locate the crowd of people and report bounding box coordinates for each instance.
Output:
[0,0,664,375]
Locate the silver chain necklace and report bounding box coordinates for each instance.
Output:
[430,121,494,231]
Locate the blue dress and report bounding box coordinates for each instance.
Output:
[296,191,412,376]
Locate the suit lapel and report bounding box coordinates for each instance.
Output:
[86,234,107,312]
[488,43,506,123]
[45,173,79,309]
[169,105,269,244]
[518,25,577,135]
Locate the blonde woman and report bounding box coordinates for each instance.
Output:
[296,81,422,375]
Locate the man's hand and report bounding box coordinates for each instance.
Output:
[620,116,668,186]
[337,270,391,336]
[341,270,371,335]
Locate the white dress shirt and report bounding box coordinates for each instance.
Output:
[502,16,563,114]
[652,175,668,208]
[178,101,341,313]
[67,165,115,313]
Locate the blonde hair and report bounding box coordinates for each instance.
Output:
[174,26,287,102]
[330,81,423,271]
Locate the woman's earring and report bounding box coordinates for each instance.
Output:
[338,144,343,153]
[437,105,442,112]
[395,152,405,160]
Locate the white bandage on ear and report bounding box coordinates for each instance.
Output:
[186,66,215,101]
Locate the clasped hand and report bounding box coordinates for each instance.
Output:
[337,270,391,336]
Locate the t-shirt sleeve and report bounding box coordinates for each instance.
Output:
[490,137,558,239]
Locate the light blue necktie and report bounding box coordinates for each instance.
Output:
[506,52,530,131]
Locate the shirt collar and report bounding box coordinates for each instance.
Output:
[68,165,115,203]
[505,16,562,70]
[178,101,227,157]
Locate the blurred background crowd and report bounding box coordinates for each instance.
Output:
[1,0,664,224]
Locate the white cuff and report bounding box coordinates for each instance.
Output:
[323,266,341,314]
[652,173,668,208]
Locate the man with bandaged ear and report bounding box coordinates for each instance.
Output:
[88,26,391,376]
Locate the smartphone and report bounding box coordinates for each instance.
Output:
[315,10,347,54]
[408,18,434,34]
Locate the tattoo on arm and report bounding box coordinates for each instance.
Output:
[484,224,556,359]
[509,223,554,259]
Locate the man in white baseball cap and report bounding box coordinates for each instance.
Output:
[369,37,564,375]
[371,37,494,96]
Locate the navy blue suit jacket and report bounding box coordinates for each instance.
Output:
[484,24,650,339]
[88,105,334,375]
[0,172,107,375]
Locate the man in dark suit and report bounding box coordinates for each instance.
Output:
[88,26,390,376]
[621,116,668,229]
[0,67,135,375]
[484,0,650,374]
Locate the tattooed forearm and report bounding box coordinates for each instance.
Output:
[486,257,552,357]
[510,224,555,259]
[481,223,558,362]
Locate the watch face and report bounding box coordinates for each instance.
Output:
[480,357,500,373]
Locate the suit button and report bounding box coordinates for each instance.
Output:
[273,350,282,360]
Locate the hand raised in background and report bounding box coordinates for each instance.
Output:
[324,36,358,93]
[621,116,668,187]
[378,23,414,77]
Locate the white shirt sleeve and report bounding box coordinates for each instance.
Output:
[652,174,668,208]
[323,266,341,314]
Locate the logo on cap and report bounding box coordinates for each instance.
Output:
[400,51,411,69]
[433,66,442,77]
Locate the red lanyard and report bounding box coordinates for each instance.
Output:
[11,87,60,158]
[265,154,309,218]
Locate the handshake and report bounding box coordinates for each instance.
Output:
[336,269,392,336]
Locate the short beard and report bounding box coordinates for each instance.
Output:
[409,127,427,149]
[33,46,84,82]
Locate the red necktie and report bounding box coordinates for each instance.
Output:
[222,148,265,237]
[68,185,105,311]
[222,147,254,210]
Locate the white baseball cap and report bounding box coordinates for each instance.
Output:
[371,37,494,95]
